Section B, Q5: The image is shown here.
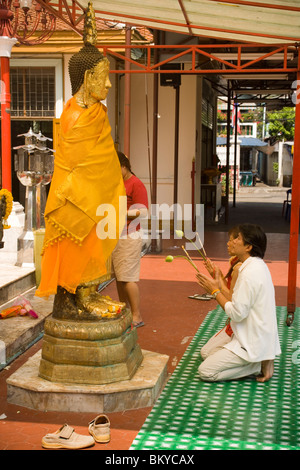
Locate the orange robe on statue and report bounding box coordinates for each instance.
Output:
[36,97,126,297]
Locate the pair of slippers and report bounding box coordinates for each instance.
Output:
[41,415,110,450]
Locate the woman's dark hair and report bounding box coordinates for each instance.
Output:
[237,223,267,259]
[117,151,132,172]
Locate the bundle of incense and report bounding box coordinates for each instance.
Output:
[14,295,38,319]
[174,229,207,262]
[22,302,38,319]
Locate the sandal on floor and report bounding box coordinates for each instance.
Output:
[188,293,213,301]
[133,321,145,328]
[89,415,110,443]
[41,424,95,450]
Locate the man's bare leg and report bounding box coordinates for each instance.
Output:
[116,280,128,305]
[116,280,143,324]
[256,360,274,383]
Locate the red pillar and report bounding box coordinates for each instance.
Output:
[287,69,300,325]
[1,56,12,191]
[124,27,131,157]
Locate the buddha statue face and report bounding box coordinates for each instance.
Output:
[85,58,112,102]
[75,57,112,108]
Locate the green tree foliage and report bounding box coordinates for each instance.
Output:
[217,103,295,141]
[266,107,295,141]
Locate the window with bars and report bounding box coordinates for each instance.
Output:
[202,98,214,130]
[10,67,55,118]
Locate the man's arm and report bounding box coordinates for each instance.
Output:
[127,206,148,220]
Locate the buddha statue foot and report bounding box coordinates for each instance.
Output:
[76,286,126,318]
[52,285,126,321]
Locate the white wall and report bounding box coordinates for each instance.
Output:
[178,75,197,205]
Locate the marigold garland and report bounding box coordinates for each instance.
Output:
[0,188,13,229]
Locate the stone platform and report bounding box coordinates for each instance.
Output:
[6,349,169,413]
[1,251,169,414]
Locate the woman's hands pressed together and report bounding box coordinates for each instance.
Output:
[196,272,220,294]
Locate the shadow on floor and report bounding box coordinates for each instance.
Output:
[207,201,290,234]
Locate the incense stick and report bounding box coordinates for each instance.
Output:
[181,245,200,272]
[196,232,207,258]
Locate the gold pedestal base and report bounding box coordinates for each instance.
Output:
[39,309,143,385]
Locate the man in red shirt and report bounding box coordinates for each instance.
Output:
[112,152,148,327]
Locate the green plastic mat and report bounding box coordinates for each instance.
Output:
[131,306,300,450]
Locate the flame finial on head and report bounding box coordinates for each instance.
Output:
[83,2,97,46]
[68,1,104,96]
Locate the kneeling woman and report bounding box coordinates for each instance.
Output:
[196,224,281,383]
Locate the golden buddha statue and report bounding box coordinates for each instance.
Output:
[37,5,143,385]
[35,3,126,320]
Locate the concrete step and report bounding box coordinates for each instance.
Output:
[0,286,54,370]
[0,263,53,370]
[0,264,36,305]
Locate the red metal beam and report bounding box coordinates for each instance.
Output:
[37,0,86,35]
[100,43,298,75]
[124,26,131,157]
[177,0,193,36]
[239,47,286,69]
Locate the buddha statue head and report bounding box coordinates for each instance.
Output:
[68,2,112,108]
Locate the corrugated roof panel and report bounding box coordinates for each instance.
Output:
[82,0,300,44]
[186,1,300,42]
[217,136,267,146]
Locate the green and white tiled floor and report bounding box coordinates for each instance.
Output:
[131,306,300,450]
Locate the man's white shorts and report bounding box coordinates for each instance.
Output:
[112,235,143,282]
